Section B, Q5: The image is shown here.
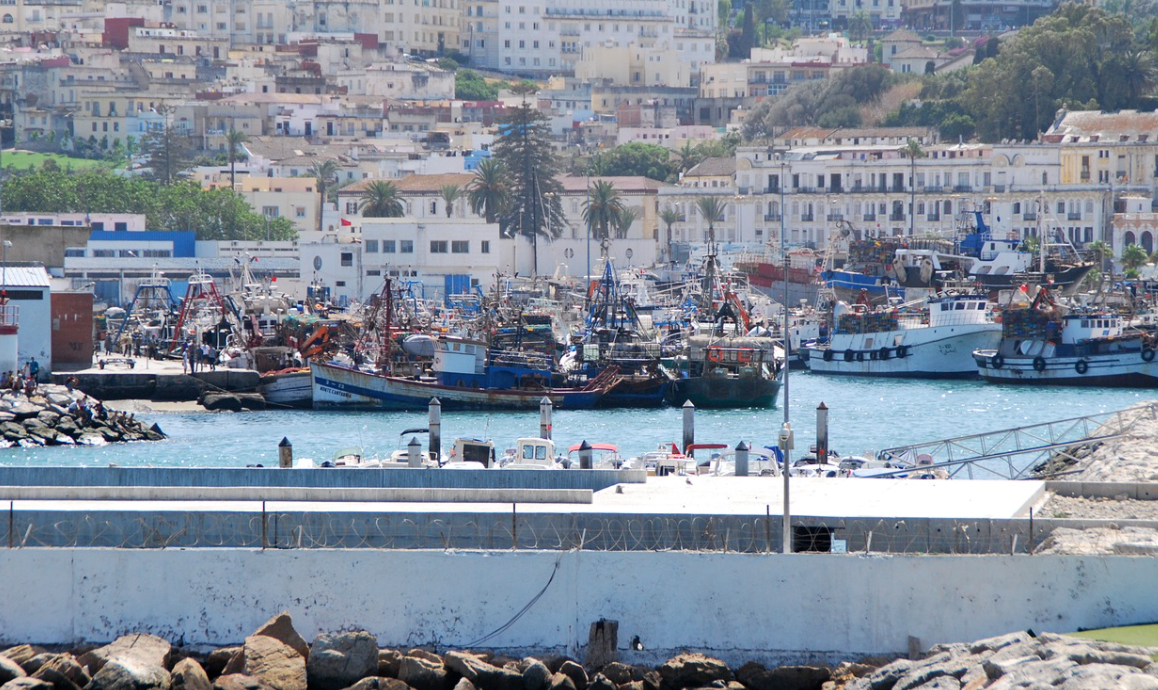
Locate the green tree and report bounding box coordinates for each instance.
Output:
[1118,49,1157,106]
[613,206,640,240]
[696,196,727,243]
[439,183,462,217]
[582,180,625,241]
[659,207,681,260]
[226,128,248,191]
[740,7,756,58]
[491,86,566,274]
[455,69,500,100]
[139,112,192,185]
[849,10,873,42]
[1122,242,1150,272]
[467,158,510,224]
[674,140,702,176]
[309,159,340,233]
[588,142,677,182]
[359,180,405,218]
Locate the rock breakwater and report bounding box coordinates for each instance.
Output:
[0,383,165,447]
[2,615,1156,690]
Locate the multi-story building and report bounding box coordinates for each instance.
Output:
[902,0,1052,31]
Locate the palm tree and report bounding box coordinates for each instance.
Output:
[1087,240,1110,273]
[900,139,925,236]
[674,140,700,177]
[439,184,462,218]
[309,159,340,233]
[696,196,727,244]
[849,10,872,43]
[659,206,681,261]
[582,180,625,240]
[1120,50,1157,107]
[226,128,248,191]
[467,158,509,224]
[613,206,640,240]
[1122,243,1149,277]
[359,180,405,218]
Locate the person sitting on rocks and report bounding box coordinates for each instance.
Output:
[65,375,80,391]
[0,372,9,390]
[23,377,36,396]
[94,401,108,421]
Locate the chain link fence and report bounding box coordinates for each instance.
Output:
[3,505,1056,554]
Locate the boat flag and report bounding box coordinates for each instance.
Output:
[341,218,353,226]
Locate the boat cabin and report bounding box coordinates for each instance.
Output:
[926,294,990,328]
[445,437,497,468]
[1059,313,1125,345]
[504,437,559,469]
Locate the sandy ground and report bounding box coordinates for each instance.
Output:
[119,400,210,413]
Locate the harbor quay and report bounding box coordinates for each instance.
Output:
[2,465,1158,673]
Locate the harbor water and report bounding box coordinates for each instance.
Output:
[1,373,1151,469]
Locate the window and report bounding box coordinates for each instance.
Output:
[262,206,279,218]
[340,252,353,267]
[452,240,469,253]
[383,240,396,253]
[481,240,490,254]
[430,201,437,214]
[365,239,379,253]
[430,240,448,253]
[295,207,306,218]
[400,240,414,253]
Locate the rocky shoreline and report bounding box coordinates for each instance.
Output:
[0,383,165,447]
[1,614,1155,690]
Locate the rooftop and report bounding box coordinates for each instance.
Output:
[0,263,52,288]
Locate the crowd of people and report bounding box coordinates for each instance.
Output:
[1,357,40,396]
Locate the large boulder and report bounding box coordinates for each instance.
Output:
[521,661,551,690]
[242,635,306,690]
[0,647,44,668]
[205,649,241,680]
[0,657,25,686]
[307,632,378,690]
[213,675,274,690]
[555,663,586,690]
[1,678,53,690]
[546,674,574,690]
[78,634,172,675]
[346,679,413,690]
[30,655,90,690]
[397,656,448,690]
[251,614,309,661]
[378,652,403,680]
[171,659,211,690]
[87,656,171,690]
[200,394,242,412]
[657,656,730,690]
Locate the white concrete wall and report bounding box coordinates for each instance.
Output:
[1,549,1156,664]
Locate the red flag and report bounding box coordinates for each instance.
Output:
[341,218,353,226]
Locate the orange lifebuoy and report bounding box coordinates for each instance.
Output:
[707,348,724,362]
[737,349,753,363]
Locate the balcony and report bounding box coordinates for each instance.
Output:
[1023,213,1037,221]
[953,185,973,193]
[891,185,906,193]
[764,214,782,222]
[1067,212,1081,221]
[765,185,780,194]
[800,214,815,222]
[993,185,1005,193]
[889,214,905,222]
[927,214,940,221]
[826,213,844,222]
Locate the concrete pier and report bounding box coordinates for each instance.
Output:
[50,359,260,400]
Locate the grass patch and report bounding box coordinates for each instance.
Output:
[1068,623,1158,649]
[0,150,112,171]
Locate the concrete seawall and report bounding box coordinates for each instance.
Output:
[1,548,1155,666]
[50,369,260,400]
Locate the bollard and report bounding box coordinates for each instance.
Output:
[578,440,593,470]
[816,401,829,463]
[428,397,442,463]
[408,436,422,468]
[278,437,293,468]
[735,440,749,477]
[540,396,553,439]
[682,399,695,455]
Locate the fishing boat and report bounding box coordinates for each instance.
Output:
[310,359,617,411]
[973,288,1158,387]
[805,291,1001,378]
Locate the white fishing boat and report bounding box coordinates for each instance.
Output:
[805,292,1001,378]
[974,290,1158,387]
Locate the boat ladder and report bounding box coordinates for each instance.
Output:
[875,404,1158,480]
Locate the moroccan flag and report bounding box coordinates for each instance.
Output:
[341,218,353,226]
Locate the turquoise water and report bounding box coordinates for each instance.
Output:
[0,372,1150,468]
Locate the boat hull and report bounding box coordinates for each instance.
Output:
[670,376,782,408]
[258,369,312,407]
[806,325,1002,378]
[311,362,607,410]
[974,350,1158,387]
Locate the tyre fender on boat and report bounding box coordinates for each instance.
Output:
[879,347,891,360]
[1032,356,1047,372]
[1143,347,1155,363]
[855,351,865,362]
[823,350,834,362]
[1075,359,1089,375]
[897,345,910,359]
[844,350,854,362]
[991,353,1004,368]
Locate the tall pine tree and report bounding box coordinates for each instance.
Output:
[491,85,566,275]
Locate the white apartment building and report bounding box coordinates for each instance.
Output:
[463,0,715,76]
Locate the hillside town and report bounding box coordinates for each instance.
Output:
[0,0,1154,382]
